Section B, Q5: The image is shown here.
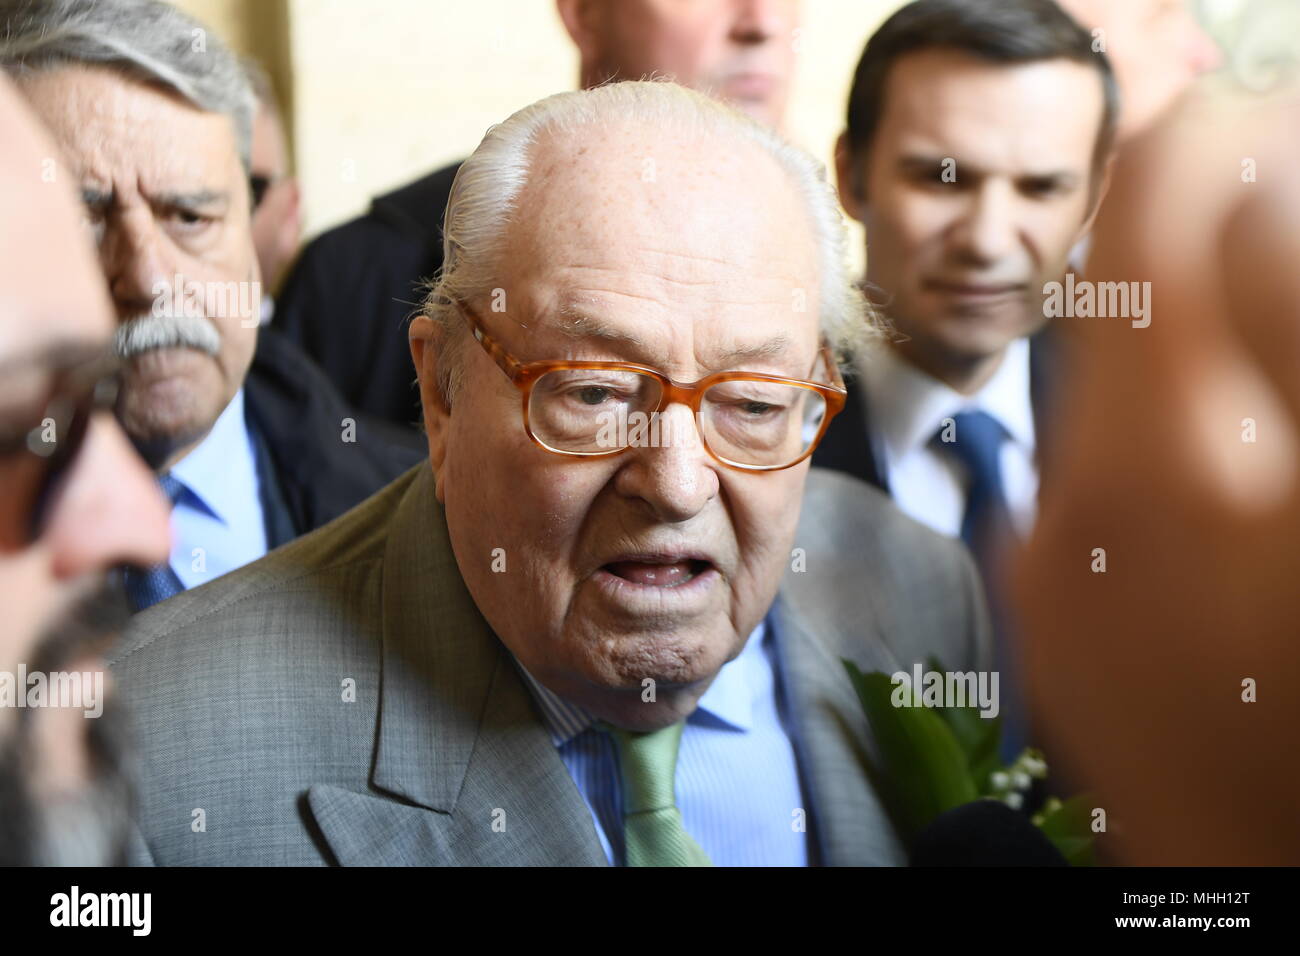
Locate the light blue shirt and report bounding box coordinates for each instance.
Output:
[512,617,812,866]
[166,388,268,589]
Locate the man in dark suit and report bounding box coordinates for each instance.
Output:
[275,0,801,427]
[814,0,1120,758]
[112,80,992,866]
[0,0,423,613]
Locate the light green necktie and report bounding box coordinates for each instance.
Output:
[598,719,713,867]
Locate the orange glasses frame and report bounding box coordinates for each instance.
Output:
[452,297,848,472]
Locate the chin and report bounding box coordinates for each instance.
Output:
[120,413,214,470]
[935,318,1032,360]
[579,619,738,692]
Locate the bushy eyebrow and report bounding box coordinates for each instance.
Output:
[79,186,229,213]
[80,187,113,210]
[154,189,229,212]
[549,304,793,371]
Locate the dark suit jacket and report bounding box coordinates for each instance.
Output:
[812,330,1060,493]
[275,162,463,428]
[110,466,992,866]
[243,326,426,547]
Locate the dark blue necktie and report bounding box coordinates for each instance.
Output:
[936,410,1028,762]
[123,473,185,612]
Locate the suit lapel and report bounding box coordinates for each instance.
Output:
[308,466,606,866]
[306,464,911,865]
[245,400,299,547]
[774,573,908,866]
[1028,325,1060,478]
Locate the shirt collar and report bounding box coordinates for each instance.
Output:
[857,337,1035,462]
[513,618,769,747]
[169,388,258,524]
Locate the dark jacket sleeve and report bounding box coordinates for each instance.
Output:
[273,162,464,428]
[274,218,433,427]
[245,327,426,538]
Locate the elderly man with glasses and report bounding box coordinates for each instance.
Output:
[112,81,992,867]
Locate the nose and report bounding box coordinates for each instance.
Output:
[100,208,170,321]
[950,180,1019,266]
[612,403,719,524]
[43,414,171,579]
[730,0,790,45]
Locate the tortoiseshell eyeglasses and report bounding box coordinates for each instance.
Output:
[452,297,847,472]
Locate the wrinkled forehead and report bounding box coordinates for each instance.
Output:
[0,77,111,358]
[497,122,823,372]
[16,64,243,188]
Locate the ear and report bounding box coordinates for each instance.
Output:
[1077,151,1116,244]
[834,130,865,224]
[556,0,604,63]
[409,314,452,504]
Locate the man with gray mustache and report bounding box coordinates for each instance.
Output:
[0,0,422,612]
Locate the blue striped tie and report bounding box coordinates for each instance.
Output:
[123,473,185,612]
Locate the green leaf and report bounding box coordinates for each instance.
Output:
[843,660,979,839]
[923,655,1004,792]
[1037,793,1097,866]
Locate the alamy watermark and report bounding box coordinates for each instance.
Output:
[150,273,261,328]
[594,408,698,449]
[891,663,999,719]
[1042,273,1151,328]
[0,666,104,718]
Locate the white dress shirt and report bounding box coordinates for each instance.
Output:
[856,338,1038,540]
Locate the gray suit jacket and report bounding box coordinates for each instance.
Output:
[109,464,991,866]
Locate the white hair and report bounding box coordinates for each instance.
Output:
[0,0,254,170]
[423,80,877,403]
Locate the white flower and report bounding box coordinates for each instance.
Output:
[1012,771,1032,791]
[1004,792,1024,810]
[991,771,1010,791]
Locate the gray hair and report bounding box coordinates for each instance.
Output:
[423,80,878,405]
[0,0,254,170]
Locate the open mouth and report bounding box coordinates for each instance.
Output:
[601,557,714,588]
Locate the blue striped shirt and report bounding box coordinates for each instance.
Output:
[512,617,812,866]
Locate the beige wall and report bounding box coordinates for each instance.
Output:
[175,0,907,269]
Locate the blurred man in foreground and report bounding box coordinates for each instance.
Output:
[1016,56,1300,864]
[0,74,170,866]
[276,0,801,426]
[1058,0,1221,141]
[112,81,991,866]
